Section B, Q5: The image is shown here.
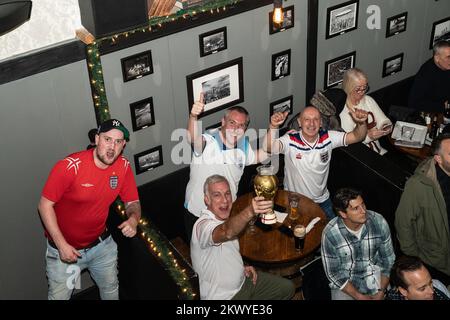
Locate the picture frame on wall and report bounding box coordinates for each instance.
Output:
[324,51,356,89]
[272,49,291,81]
[130,97,155,132]
[186,57,244,118]
[429,16,450,49]
[121,50,153,82]
[134,145,163,175]
[326,0,359,39]
[383,53,404,78]
[199,27,227,57]
[386,12,408,38]
[270,95,293,116]
[269,5,294,34]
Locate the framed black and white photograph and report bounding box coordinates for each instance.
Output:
[383,53,404,78]
[326,0,359,39]
[269,5,294,34]
[429,16,450,49]
[186,57,244,118]
[199,27,227,57]
[121,50,153,82]
[386,12,408,38]
[324,51,356,90]
[134,145,163,175]
[129,97,155,132]
[272,49,291,81]
[270,95,293,116]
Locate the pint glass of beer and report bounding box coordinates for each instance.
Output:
[294,224,306,251]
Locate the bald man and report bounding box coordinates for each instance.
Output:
[409,40,450,113]
[265,106,367,219]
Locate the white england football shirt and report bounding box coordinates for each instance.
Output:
[190,209,245,300]
[185,129,256,217]
[278,129,346,203]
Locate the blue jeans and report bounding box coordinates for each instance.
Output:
[318,197,335,220]
[45,235,118,300]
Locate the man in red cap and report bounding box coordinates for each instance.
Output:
[38,119,141,300]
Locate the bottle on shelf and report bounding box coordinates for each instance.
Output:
[444,103,450,125]
[430,115,439,140]
[424,113,431,130]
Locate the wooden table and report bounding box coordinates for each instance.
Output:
[388,135,432,161]
[231,190,326,282]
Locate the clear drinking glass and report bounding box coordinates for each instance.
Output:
[288,193,300,221]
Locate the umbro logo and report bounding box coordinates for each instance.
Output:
[81,183,94,188]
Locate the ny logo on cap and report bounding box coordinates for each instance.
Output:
[112,120,121,127]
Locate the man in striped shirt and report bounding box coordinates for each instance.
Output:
[321,188,395,300]
[264,106,368,219]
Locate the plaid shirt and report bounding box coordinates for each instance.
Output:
[321,210,395,295]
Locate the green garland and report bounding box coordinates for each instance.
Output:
[86,43,109,123]
[115,200,197,300]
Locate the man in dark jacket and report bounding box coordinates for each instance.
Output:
[395,134,450,286]
[408,40,450,113]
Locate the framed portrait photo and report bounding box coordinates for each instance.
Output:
[121,50,153,82]
[130,97,155,132]
[326,0,359,39]
[199,27,227,57]
[269,5,294,34]
[134,145,163,175]
[324,51,356,89]
[272,49,291,81]
[186,57,244,118]
[382,53,404,78]
[386,12,408,38]
[429,16,450,49]
[270,95,293,116]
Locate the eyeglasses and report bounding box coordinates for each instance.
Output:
[353,84,369,94]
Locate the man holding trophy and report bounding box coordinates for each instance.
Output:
[190,174,295,300]
[264,106,368,219]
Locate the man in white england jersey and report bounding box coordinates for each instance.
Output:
[264,106,368,219]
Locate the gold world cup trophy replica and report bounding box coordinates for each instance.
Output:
[253,165,278,224]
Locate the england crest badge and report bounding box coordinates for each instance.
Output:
[110,175,118,189]
[320,151,329,163]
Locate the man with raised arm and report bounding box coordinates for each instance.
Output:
[264,105,368,219]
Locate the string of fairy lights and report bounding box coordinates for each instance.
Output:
[115,200,197,300]
[86,0,242,123]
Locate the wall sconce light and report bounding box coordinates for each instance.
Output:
[273,0,283,25]
[0,0,32,37]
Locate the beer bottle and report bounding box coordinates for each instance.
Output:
[430,115,439,139]
[424,113,431,133]
[444,104,450,125]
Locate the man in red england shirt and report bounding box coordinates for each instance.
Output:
[38,119,141,300]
